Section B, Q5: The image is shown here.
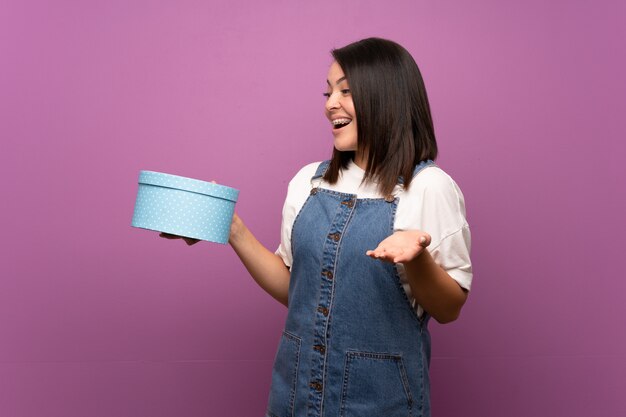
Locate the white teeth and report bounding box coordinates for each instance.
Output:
[332,118,352,126]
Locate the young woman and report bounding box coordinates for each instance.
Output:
[164,37,472,417]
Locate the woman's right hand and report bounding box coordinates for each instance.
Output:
[228,212,246,245]
[159,232,200,246]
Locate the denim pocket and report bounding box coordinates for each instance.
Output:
[267,330,301,417]
[340,351,413,417]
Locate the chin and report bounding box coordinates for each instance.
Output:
[333,138,358,152]
[334,145,358,153]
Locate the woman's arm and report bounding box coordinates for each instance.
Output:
[402,240,468,323]
[228,213,291,306]
[366,230,468,324]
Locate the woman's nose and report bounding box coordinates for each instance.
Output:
[325,92,340,111]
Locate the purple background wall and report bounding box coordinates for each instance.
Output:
[1,0,624,416]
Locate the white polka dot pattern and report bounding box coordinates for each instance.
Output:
[131,171,239,244]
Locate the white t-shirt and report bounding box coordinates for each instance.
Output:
[275,160,472,316]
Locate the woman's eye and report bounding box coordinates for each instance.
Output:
[322,92,331,98]
[341,89,351,95]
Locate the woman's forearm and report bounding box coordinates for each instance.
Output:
[229,214,291,306]
[403,250,468,324]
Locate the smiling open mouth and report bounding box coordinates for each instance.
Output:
[332,118,352,129]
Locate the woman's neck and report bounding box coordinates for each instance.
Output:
[353,150,368,170]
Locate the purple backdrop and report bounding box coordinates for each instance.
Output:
[1,0,625,416]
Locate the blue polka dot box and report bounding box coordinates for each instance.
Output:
[131,171,239,244]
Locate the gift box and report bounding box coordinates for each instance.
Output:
[131,171,239,244]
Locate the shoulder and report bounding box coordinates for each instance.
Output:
[281,161,324,212]
[397,165,468,233]
[406,166,466,209]
[413,165,460,189]
[287,161,324,190]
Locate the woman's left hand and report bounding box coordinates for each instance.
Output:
[366,230,431,264]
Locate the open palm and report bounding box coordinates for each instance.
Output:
[366,230,431,264]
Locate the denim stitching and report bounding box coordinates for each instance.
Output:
[283,331,301,417]
[268,331,301,417]
[290,193,314,264]
[340,351,414,417]
[320,190,356,416]
[339,352,352,417]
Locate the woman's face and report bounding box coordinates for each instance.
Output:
[325,61,358,153]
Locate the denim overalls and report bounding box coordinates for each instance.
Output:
[267,160,435,417]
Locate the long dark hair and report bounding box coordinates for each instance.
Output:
[323,37,438,197]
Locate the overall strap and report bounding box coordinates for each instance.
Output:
[398,159,436,185]
[309,160,331,190]
[311,160,331,180]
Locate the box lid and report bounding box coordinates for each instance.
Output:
[138,171,239,202]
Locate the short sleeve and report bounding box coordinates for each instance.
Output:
[275,162,321,268]
[396,166,473,291]
[430,225,472,290]
[275,189,296,268]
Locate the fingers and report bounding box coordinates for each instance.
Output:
[160,232,179,239]
[418,233,432,248]
[366,247,396,263]
[367,231,431,263]
[159,232,200,245]
[367,245,424,264]
[366,248,385,258]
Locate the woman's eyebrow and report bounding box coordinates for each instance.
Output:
[326,76,347,86]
